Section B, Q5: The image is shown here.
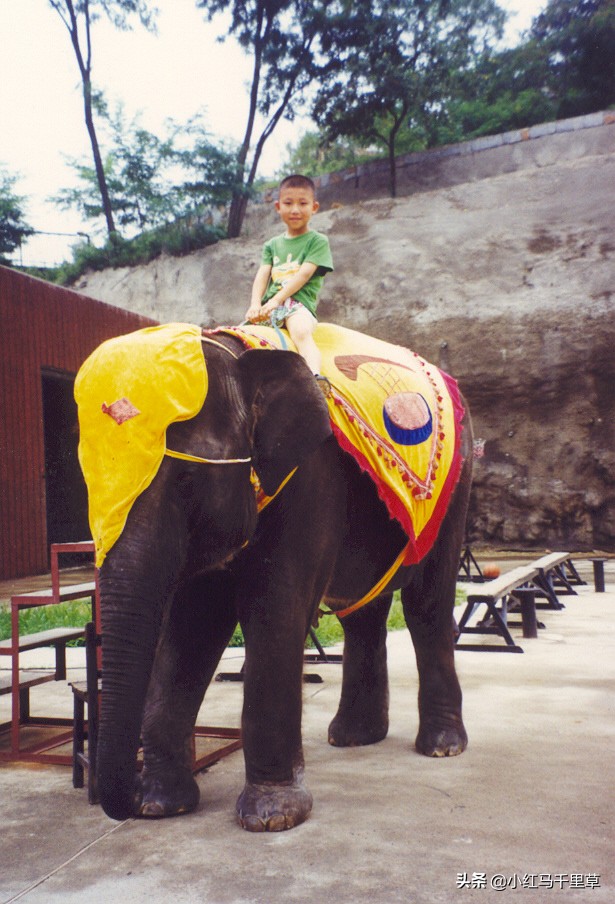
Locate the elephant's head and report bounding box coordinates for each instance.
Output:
[85,338,332,820]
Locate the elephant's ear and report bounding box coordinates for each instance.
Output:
[238,348,332,496]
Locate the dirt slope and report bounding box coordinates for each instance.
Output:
[76,143,615,550]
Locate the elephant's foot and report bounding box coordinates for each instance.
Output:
[236,775,313,832]
[135,767,200,818]
[415,721,468,758]
[328,709,388,747]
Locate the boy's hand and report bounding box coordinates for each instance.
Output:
[260,298,280,319]
[245,303,262,322]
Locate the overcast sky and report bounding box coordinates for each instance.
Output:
[1,0,544,265]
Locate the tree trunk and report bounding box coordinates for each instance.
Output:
[82,76,116,238]
[227,191,248,240]
[388,138,397,199]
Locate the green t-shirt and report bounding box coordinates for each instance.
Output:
[261,230,334,317]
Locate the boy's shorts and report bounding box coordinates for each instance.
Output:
[268,297,316,328]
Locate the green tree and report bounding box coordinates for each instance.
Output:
[447,0,615,139]
[530,0,615,116]
[195,0,331,237]
[53,103,238,234]
[313,0,506,197]
[48,0,158,238]
[440,42,557,142]
[280,131,379,179]
[0,167,33,263]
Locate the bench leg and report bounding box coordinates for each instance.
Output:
[513,589,538,639]
[455,599,522,650]
[533,572,565,610]
[73,695,85,789]
[592,559,606,593]
[455,601,479,635]
[87,697,99,805]
[487,600,519,647]
[552,563,577,596]
[19,687,31,723]
[54,643,68,680]
[562,558,586,587]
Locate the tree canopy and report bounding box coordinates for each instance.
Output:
[0,167,33,263]
[312,0,506,197]
[530,0,615,116]
[54,100,238,234]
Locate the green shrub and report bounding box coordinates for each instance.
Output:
[52,221,225,286]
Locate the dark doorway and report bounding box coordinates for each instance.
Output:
[41,370,91,563]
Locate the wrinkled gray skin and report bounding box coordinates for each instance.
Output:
[89,336,472,832]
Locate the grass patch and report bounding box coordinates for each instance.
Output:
[229,586,466,650]
[0,599,92,643]
[1,587,467,648]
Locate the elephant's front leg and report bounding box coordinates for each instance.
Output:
[137,572,239,817]
[328,594,392,747]
[235,592,313,832]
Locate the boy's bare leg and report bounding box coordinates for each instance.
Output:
[286,306,321,374]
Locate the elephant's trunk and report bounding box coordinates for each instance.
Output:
[96,564,166,821]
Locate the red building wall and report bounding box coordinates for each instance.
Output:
[0,267,157,579]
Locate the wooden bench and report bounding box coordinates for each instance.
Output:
[454,552,577,652]
[455,565,540,652]
[0,626,86,683]
[530,552,578,609]
[0,546,97,763]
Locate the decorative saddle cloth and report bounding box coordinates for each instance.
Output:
[220,324,465,586]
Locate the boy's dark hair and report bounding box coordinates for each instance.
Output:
[279,174,316,195]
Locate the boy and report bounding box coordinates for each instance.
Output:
[245,174,333,379]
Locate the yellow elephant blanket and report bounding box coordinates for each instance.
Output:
[217,323,465,584]
[75,323,208,566]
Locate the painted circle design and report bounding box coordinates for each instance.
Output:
[383,392,433,446]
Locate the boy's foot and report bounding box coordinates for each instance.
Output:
[315,374,332,399]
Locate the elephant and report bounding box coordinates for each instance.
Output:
[75,323,473,832]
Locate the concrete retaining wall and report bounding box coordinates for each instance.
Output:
[260,110,615,208]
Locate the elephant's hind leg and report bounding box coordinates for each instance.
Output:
[328,594,392,747]
[402,440,471,758]
[137,572,238,818]
[402,557,467,758]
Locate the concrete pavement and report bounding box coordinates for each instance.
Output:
[1,557,614,904]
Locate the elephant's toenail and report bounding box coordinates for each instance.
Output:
[267,813,287,832]
[140,801,164,818]
[240,815,267,832]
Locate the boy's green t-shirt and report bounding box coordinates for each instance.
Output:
[261,230,333,317]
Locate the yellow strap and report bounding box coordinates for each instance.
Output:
[166,448,251,465]
[327,542,410,620]
[253,468,297,512]
[164,448,400,613]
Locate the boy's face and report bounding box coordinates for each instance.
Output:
[275,185,319,237]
